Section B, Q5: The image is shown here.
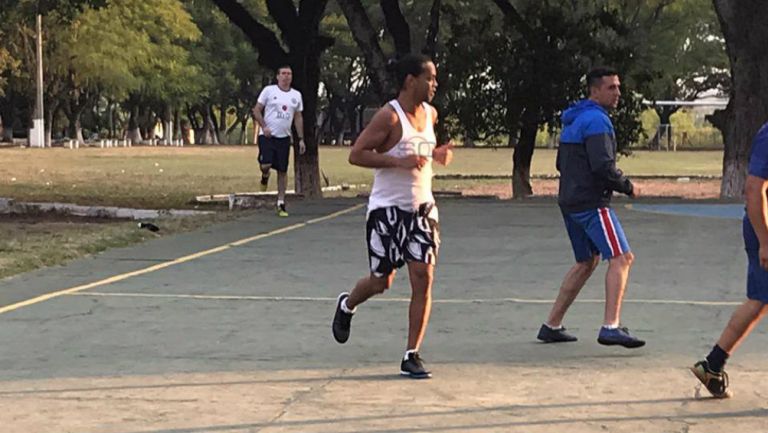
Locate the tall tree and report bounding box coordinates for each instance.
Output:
[336,0,441,102]
[184,0,267,145]
[491,0,639,198]
[621,0,728,149]
[712,0,768,198]
[210,0,334,197]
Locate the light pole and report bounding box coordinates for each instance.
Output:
[29,14,45,148]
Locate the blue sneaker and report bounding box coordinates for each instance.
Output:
[597,326,645,348]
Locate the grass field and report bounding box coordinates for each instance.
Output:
[0,146,724,208]
[0,145,725,280]
[0,210,254,280]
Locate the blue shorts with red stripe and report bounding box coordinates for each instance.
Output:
[562,207,631,262]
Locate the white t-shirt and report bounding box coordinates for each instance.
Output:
[257,85,303,138]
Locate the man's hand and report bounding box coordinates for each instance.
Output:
[298,139,306,155]
[263,127,272,138]
[433,142,455,166]
[759,245,768,271]
[628,183,638,198]
[398,155,428,170]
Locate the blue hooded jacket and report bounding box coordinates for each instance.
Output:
[557,99,633,213]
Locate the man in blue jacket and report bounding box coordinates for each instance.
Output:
[536,67,645,349]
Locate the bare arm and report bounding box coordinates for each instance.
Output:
[252,103,271,137]
[746,174,768,268]
[293,111,305,154]
[293,111,304,139]
[349,107,424,170]
[430,105,454,166]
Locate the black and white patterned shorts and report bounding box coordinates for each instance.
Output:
[366,203,440,277]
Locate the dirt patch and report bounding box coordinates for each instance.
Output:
[461,179,722,200]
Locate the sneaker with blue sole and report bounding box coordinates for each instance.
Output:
[597,326,645,348]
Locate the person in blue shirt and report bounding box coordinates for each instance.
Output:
[536,67,645,349]
[691,122,768,398]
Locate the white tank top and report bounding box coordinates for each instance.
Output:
[368,100,437,218]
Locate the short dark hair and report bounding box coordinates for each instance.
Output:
[387,54,432,90]
[586,67,618,89]
[276,64,292,74]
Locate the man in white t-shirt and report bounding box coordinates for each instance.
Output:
[252,65,305,217]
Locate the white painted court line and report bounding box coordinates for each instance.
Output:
[67,292,742,307]
[0,203,366,316]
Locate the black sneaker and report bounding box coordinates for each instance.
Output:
[537,324,578,343]
[332,292,353,343]
[400,352,432,379]
[597,326,646,348]
[690,360,732,398]
[259,175,269,192]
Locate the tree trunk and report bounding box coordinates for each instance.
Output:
[209,105,220,144]
[199,104,218,145]
[219,105,228,144]
[464,133,475,148]
[67,110,85,144]
[0,96,16,142]
[126,104,143,142]
[174,109,181,142]
[652,106,676,150]
[380,0,411,56]
[293,46,323,198]
[713,0,768,198]
[44,103,56,147]
[423,0,441,58]
[239,117,247,145]
[108,102,115,138]
[512,112,538,199]
[163,105,173,143]
[336,0,396,100]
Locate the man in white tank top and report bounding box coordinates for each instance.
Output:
[331,54,454,379]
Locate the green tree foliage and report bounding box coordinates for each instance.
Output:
[184,0,268,144]
[615,0,728,148]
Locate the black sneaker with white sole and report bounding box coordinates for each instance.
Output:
[332,292,353,343]
[537,324,578,343]
[400,352,432,379]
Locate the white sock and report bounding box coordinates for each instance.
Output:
[602,323,619,329]
[277,199,285,206]
[341,298,356,314]
[544,323,563,330]
[404,349,417,361]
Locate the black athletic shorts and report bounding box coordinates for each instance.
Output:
[257,135,291,172]
[366,203,439,277]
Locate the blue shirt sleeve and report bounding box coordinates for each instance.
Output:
[748,124,768,179]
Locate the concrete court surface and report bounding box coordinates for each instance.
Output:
[0,197,767,433]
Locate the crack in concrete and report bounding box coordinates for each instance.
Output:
[258,368,351,432]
